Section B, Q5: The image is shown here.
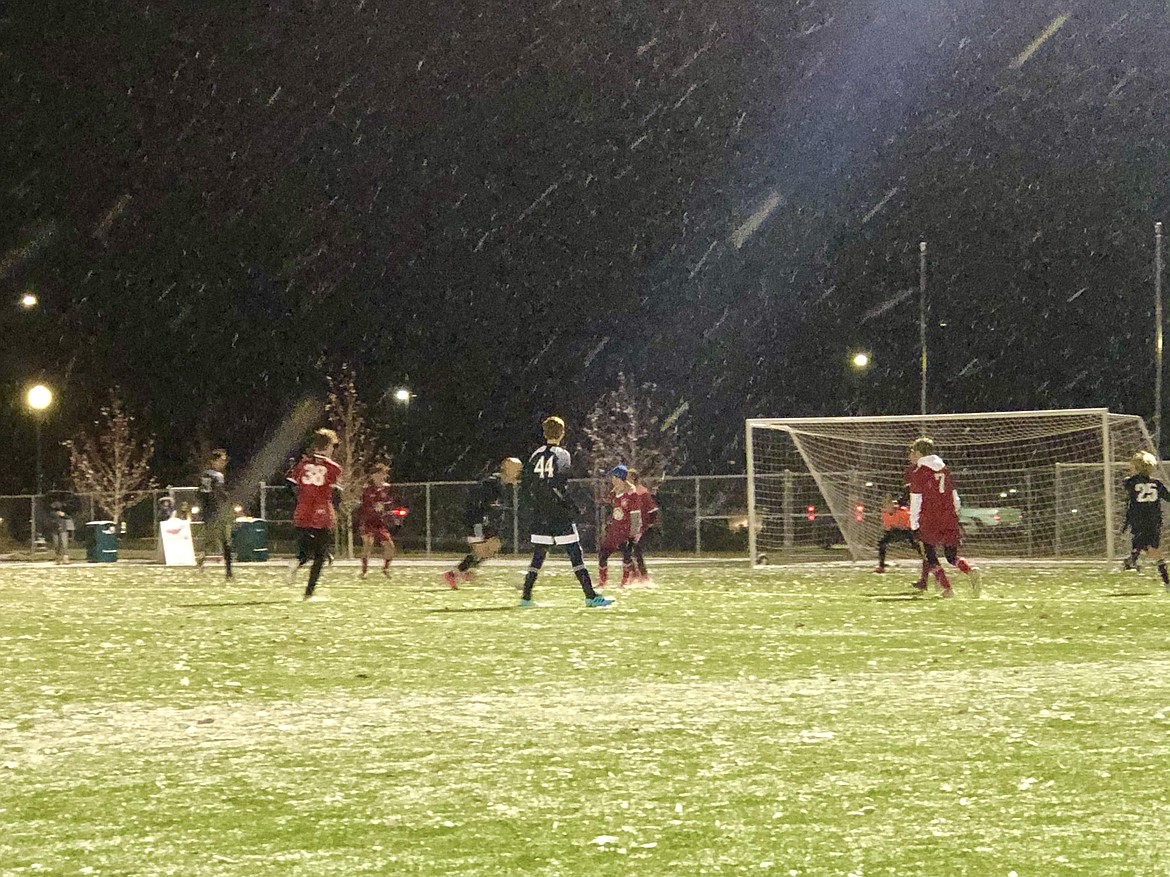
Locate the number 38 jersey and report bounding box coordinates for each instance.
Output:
[1123,474,1170,535]
[525,444,576,528]
[290,454,344,530]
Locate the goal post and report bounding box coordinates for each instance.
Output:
[745,409,1155,565]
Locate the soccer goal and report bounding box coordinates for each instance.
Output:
[746,409,1155,565]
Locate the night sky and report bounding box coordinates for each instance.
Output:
[2,1,1168,492]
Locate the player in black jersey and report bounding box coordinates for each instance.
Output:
[197,449,233,579]
[518,416,613,608]
[1121,450,1170,586]
[442,457,522,588]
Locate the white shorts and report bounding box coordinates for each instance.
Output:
[531,524,580,546]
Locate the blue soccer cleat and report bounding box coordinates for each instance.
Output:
[518,598,536,608]
[586,595,614,608]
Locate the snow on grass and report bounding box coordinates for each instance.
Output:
[2,562,1170,875]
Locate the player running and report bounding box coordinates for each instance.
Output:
[597,465,640,588]
[442,457,522,588]
[358,462,402,579]
[907,437,982,598]
[288,429,343,601]
[1121,451,1170,587]
[518,416,613,608]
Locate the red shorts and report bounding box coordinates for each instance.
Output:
[360,523,394,545]
[918,526,960,549]
[600,532,632,558]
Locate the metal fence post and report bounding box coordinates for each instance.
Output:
[694,477,701,555]
[30,495,36,557]
[425,482,432,557]
[259,482,267,521]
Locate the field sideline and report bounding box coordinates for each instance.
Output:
[3,561,1170,876]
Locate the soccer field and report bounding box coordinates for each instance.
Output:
[3,560,1170,877]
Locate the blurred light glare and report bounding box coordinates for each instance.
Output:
[394,388,412,403]
[20,292,38,309]
[26,384,53,411]
[851,352,870,369]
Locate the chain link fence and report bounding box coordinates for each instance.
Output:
[0,476,755,560]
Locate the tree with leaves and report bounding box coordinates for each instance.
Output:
[326,364,388,558]
[67,395,158,526]
[580,372,686,481]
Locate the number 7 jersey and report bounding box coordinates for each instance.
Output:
[908,454,962,545]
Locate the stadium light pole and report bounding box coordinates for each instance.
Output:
[1156,221,1164,456]
[26,384,53,496]
[919,241,928,416]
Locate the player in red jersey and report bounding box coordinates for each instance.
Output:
[597,465,642,588]
[358,462,400,578]
[626,468,659,584]
[907,437,981,598]
[288,428,344,601]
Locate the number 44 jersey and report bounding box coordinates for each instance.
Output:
[525,444,576,530]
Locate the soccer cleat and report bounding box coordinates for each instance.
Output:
[586,595,614,608]
[518,598,536,608]
[302,593,328,602]
[968,566,983,598]
[939,587,954,599]
[873,566,887,574]
[911,579,928,592]
[443,570,459,590]
[460,570,476,583]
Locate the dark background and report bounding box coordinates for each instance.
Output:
[2,0,1168,491]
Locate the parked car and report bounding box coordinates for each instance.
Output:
[959,506,1023,529]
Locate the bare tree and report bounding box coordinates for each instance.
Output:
[67,395,157,526]
[326,364,387,558]
[580,372,686,482]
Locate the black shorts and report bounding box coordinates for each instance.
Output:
[1131,527,1161,552]
[879,528,918,546]
[531,522,579,546]
[297,527,332,556]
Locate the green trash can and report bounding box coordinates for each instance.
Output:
[86,521,118,563]
[231,518,269,563]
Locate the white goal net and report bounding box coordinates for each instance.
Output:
[746,409,1155,564]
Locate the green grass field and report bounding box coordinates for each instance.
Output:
[3,559,1170,877]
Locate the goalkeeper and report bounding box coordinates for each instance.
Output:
[873,494,922,573]
[442,457,522,589]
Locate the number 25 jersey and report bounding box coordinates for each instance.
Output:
[1123,474,1170,534]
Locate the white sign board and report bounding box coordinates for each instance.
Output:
[159,516,197,567]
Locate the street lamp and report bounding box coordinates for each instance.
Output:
[26,384,53,495]
[20,292,38,309]
[850,351,871,370]
[394,388,412,404]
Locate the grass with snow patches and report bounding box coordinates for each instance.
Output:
[3,560,1170,876]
